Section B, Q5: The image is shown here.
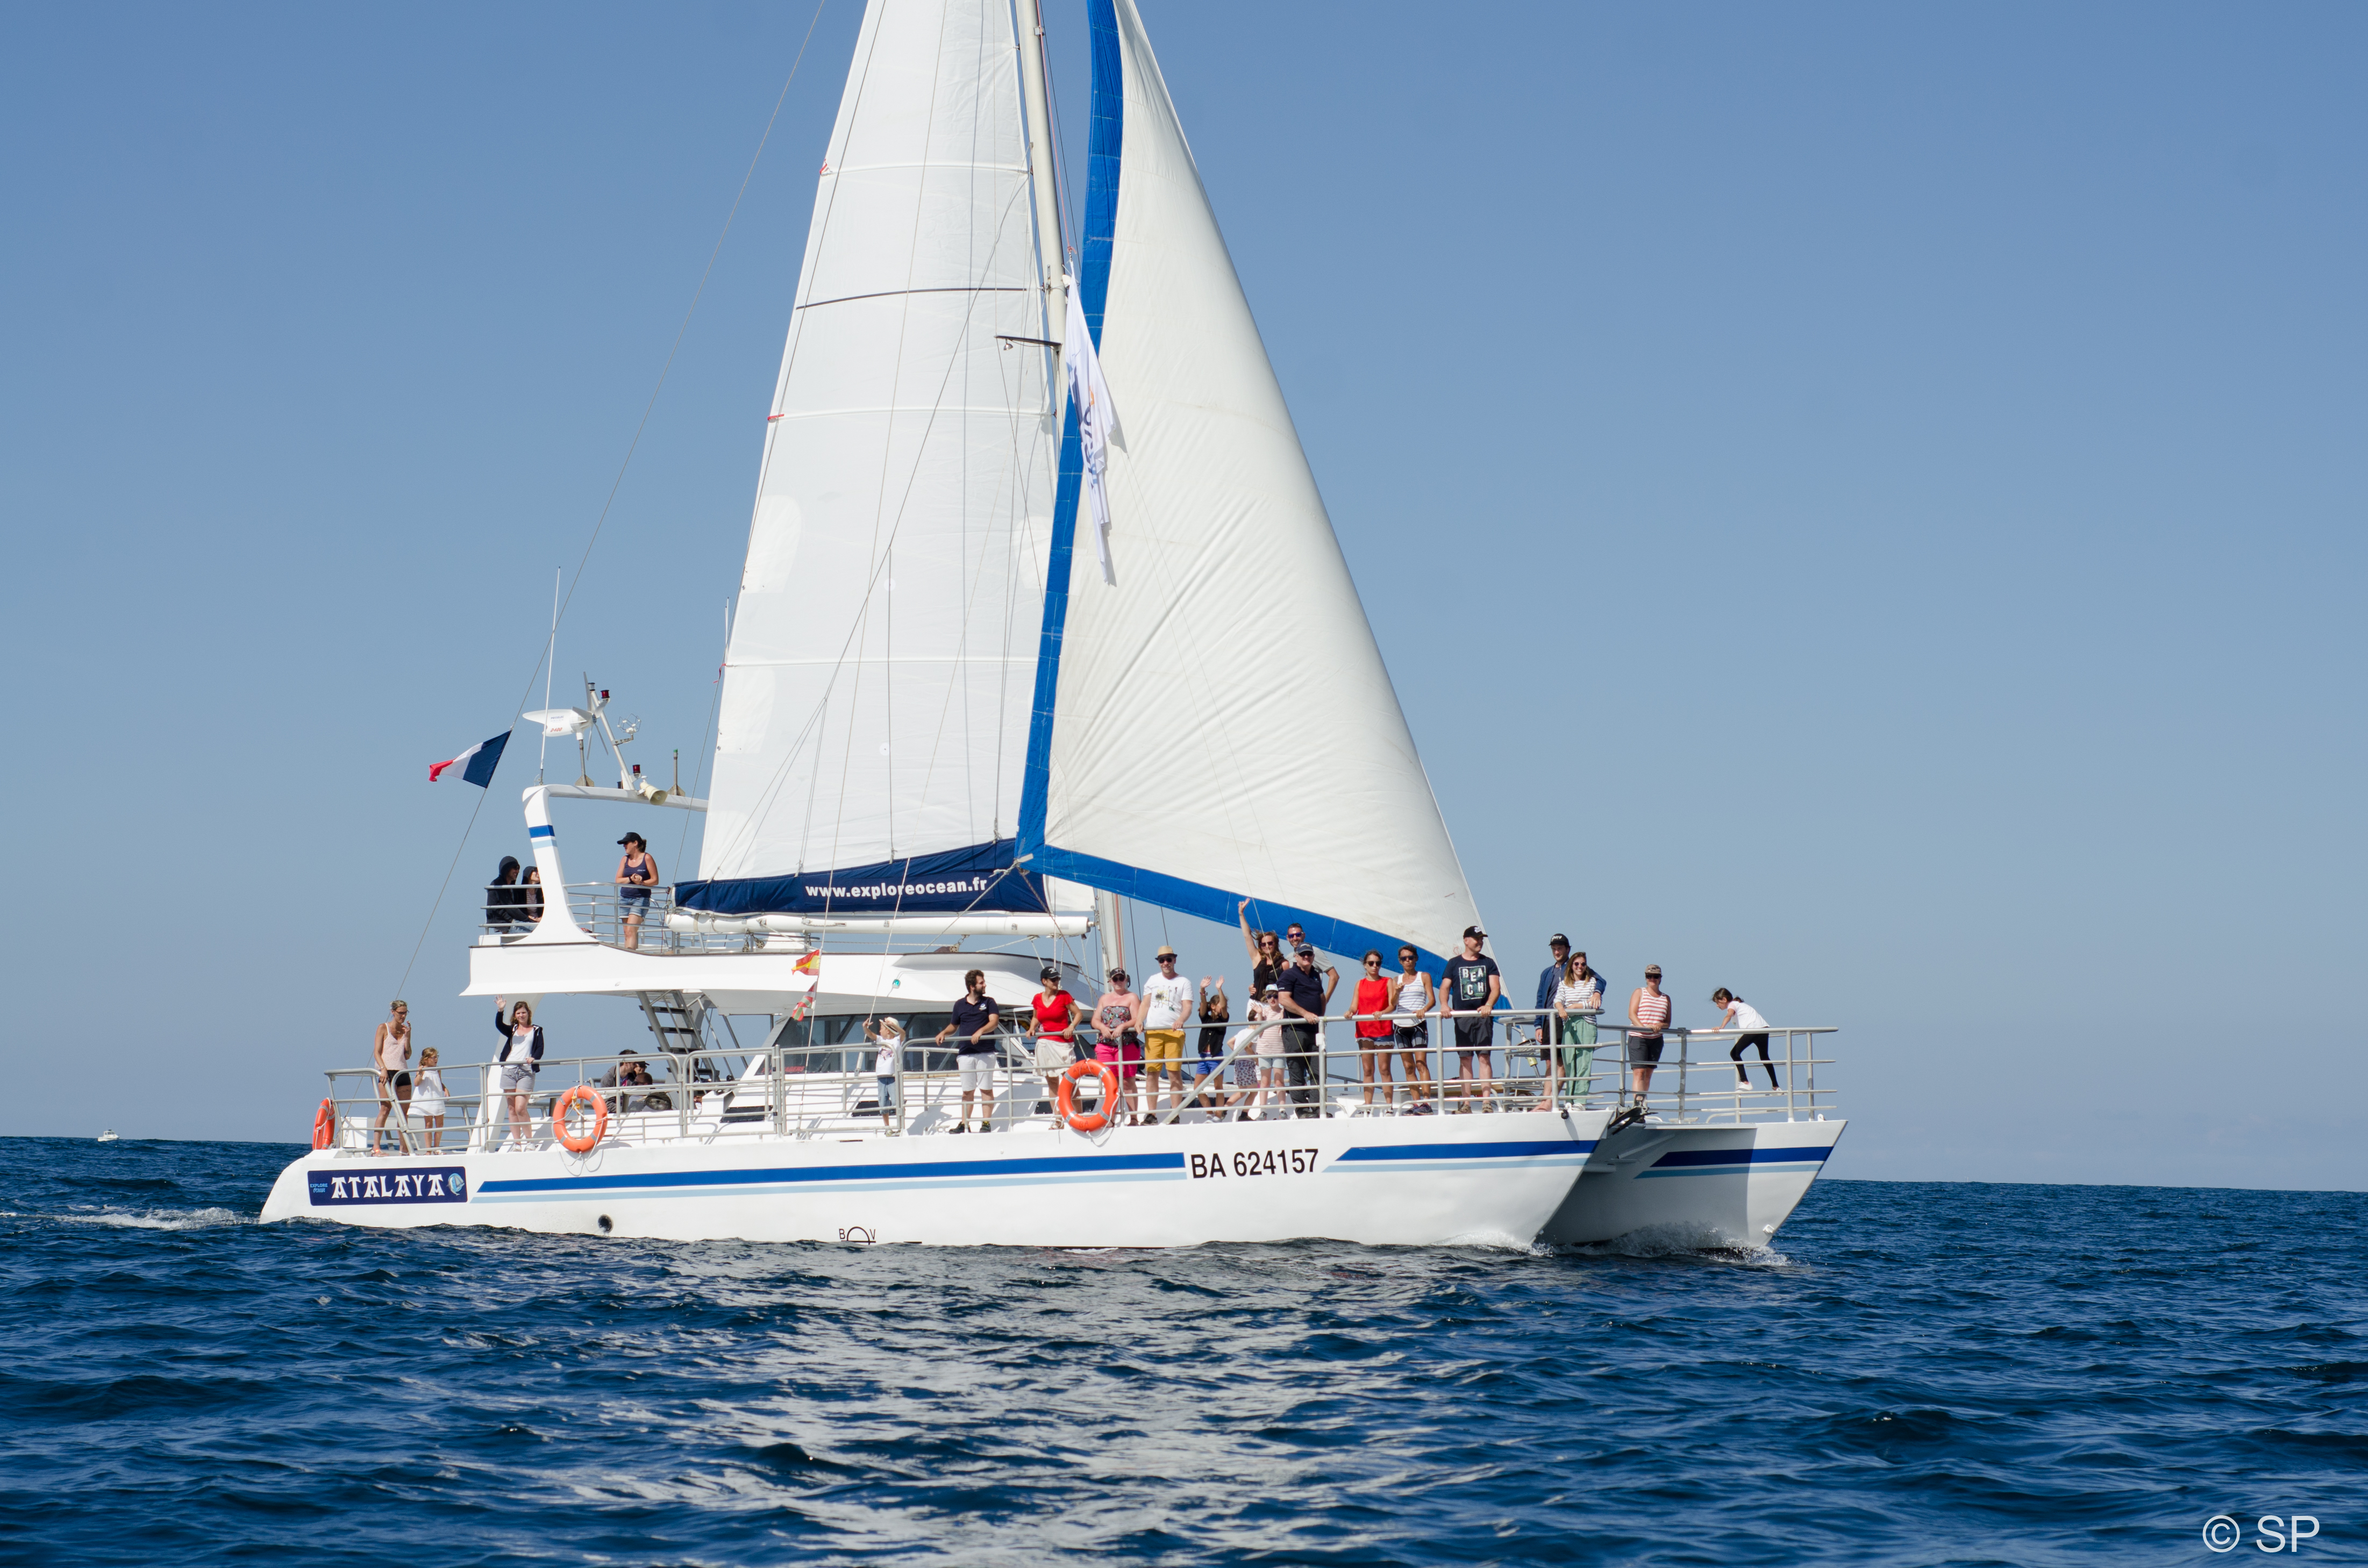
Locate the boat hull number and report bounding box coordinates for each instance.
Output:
[1189,1148,1319,1180]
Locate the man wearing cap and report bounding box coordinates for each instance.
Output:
[1274,943,1331,1118]
[1628,964,1673,1101]
[1028,965,1085,1118]
[1138,946,1197,1124]
[1442,926,1502,1111]
[1535,934,1572,1016]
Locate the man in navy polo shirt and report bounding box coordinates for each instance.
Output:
[1275,944,1332,1118]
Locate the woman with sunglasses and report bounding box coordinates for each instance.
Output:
[1390,947,1437,1113]
[1238,899,1285,999]
[1352,951,1396,1109]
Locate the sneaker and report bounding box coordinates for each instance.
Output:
[950,1124,968,1135]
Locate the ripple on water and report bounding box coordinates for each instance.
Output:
[0,1139,2361,1566]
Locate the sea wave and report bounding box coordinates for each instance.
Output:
[0,1137,2360,1566]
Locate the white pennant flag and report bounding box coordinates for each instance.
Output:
[1064,283,1122,584]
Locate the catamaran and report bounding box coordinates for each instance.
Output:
[263,0,1845,1249]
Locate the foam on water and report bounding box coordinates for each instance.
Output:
[1,1136,2362,1566]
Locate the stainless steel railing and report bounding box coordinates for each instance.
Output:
[319,1007,1835,1156]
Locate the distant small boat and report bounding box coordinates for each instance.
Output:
[95,1130,119,1143]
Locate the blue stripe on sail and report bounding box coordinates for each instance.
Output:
[1336,1141,1596,1163]
[476,1150,1184,1197]
[675,838,1043,915]
[1017,0,1124,856]
[1028,843,1453,974]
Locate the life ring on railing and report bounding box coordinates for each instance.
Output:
[552,1084,608,1153]
[311,1099,334,1151]
[1056,1059,1122,1133]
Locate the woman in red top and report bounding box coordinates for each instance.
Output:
[1352,950,1396,1109]
[1028,964,1086,1118]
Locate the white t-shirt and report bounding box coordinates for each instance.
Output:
[1725,999,1770,1032]
[874,1035,903,1077]
[1140,972,1195,1030]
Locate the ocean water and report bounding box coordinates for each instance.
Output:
[1,1138,2360,1566]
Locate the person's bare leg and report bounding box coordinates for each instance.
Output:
[959,1089,975,1129]
[980,1088,995,1132]
[373,1082,392,1154]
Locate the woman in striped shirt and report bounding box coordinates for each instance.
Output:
[1627,964,1673,1100]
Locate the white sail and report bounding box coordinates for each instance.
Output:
[1032,0,1481,961]
[701,0,1058,886]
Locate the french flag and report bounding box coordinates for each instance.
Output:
[429,729,511,787]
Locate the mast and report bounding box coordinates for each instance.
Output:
[1016,0,1069,349]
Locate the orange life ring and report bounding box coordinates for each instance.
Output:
[311,1099,334,1151]
[1056,1059,1122,1133]
[553,1084,608,1153]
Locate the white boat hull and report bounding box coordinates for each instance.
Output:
[262,1111,1614,1249]
[1539,1119,1848,1249]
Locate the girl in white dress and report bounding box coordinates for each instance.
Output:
[412,1048,448,1149]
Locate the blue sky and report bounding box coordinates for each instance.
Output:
[2,2,2359,1190]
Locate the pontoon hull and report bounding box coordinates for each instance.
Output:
[1539,1119,1847,1248]
[261,1112,1610,1249]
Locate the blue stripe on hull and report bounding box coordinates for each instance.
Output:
[1635,1145,1835,1179]
[1335,1140,1595,1164]
[477,1150,1183,1198]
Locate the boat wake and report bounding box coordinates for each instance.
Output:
[1549,1221,1793,1266]
[41,1206,253,1232]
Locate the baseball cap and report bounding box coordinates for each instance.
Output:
[1644,964,1662,978]
[1464,925,1487,940]
[1550,933,1570,947]
[1040,964,1063,982]
[617,832,645,847]
[1294,943,1315,957]
[1108,967,1129,983]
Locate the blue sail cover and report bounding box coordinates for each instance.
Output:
[676,840,1045,917]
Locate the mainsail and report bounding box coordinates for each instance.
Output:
[694,0,1060,915]
[692,0,1480,960]
[1017,0,1482,964]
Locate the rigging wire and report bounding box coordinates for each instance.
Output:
[391,0,831,999]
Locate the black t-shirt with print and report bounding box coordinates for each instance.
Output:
[1444,954,1500,1012]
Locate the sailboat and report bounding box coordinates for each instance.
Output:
[263,0,1844,1248]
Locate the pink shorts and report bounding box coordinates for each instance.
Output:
[1095,1039,1143,1080]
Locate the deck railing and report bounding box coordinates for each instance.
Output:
[323,1009,1836,1156]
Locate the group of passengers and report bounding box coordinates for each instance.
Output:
[358,925,1780,1151]
[872,914,1781,1134]
[482,834,661,949]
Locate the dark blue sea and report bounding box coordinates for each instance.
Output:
[1,1137,2360,1565]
